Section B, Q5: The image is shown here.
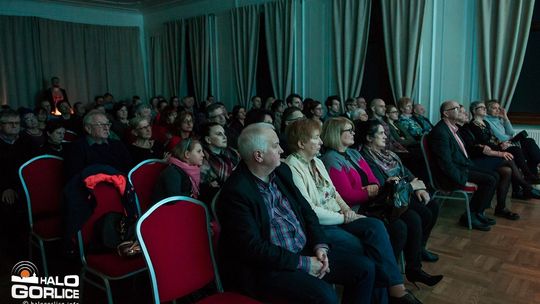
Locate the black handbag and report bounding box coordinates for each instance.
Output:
[365,178,411,223]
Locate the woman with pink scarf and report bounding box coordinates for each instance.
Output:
[152,138,204,203]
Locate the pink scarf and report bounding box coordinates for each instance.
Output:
[168,157,201,198]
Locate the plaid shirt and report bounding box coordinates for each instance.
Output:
[254,173,311,272]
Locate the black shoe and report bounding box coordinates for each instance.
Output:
[421,248,439,262]
[494,208,520,220]
[389,291,423,304]
[476,212,496,225]
[459,213,491,231]
[405,269,443,288]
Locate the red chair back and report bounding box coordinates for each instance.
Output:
[128,159,167,215]
[19,155,64,226]
[137,197,217,302]
[80,182,125,246]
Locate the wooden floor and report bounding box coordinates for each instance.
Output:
[412,195,540,304]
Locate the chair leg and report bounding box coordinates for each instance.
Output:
[103,277,114,304]
[463,193,472,230]
[38,239,49,277]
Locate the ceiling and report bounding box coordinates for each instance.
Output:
[43,0,200,12]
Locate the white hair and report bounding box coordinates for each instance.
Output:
[238,122,275,161]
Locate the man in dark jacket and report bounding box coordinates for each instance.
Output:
[216,123,375,303]
[428,100,497,231]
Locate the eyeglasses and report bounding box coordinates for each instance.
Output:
[474,106,486,110]
[444,107,460,112]
[0,121,20,126]
[91,122,112,128]
[341,128,355,134]
[137,125,151,130]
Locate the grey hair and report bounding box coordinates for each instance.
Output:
[129,116,148,129]
[238,122,275,161]
[83,109,106,127]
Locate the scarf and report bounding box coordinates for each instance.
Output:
[168,157,201,198]
[364,146,400,174]
[204,147,240,184]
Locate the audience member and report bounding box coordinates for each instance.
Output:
[206,103,238,149]
[229,105,246,135]
[19,108,46,150]
[152,138,204,203]
[385,105,417,147]
[245,108,274,126]
[356,97,367,110]
[200,122,240,204]
[38,121,66,157]
[412,104,433,133]
[428,101,497,231]
[397,97,427,140]
[286,93,303,109]
[250,96,262,110]
[43,76,70,114]
[128,117,165,164]
[216,122,376,303]
[271,99,286,133]
[323,95,342,120]
[485,100,540,178]
[110,102,130,141]
[303,99,323,123]
[263,96,275,110]
[344,98,359,120]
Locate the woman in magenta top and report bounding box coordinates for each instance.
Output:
[321,117,442,289]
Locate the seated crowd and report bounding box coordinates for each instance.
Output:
[2,92,540,304]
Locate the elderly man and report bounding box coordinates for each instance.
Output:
[64,110,133,179]
[429,101,497,231]
[412,103,433,133]
[485,100,540,178]
[216,123,376,303]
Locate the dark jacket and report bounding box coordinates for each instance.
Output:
[216,162,328,296]
[151,165,192,204]
[428,120,473,190]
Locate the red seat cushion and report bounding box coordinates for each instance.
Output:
[196,292,261,304]
[33,216,62,239]
[459,184,478,192]
[86,253,146,277]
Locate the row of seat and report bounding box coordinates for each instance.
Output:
[18,155,257,303]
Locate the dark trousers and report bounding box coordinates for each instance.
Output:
[257,246,375,304]
[409,197,440,247]
[520,137,540,175]
[322,218,403,287]
[468,167,498,212]
[386,208,422,272]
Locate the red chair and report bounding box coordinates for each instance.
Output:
[19,155,64,276]
[63,130,78,142]
[128,159,167,215]
[421,135,477,229]
[136,196,260,304]
[77,182,146,304]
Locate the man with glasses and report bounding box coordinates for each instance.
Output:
[428,100,497,231]
[65,110,133,179]
[0,109,30,261]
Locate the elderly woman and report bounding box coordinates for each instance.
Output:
[284,119,422,304]
[385,105,417,148]
[321,117,443,288]
[38,121,66,157]
[200,122,240,204]
[152,138,204,203]
[128,117,165,164]
[19,108,46,150]
[467,101,540,184]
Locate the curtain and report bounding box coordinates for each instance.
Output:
[264,0,295,100]
[0,15,145,108]
[381,0,426,104]
[149,35,169,98]
[0,17,43,108]
[477,0,535,108]
[332,0,371,107]
[165,20,187,98]
[231,5,260,107]
[188,16,211,105]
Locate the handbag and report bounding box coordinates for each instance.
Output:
[92,212,141,257]
[365,177,411,222]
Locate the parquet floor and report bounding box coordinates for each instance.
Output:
[413,196,540,304]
